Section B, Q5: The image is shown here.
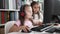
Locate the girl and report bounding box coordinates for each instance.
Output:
[31,1,43,26]
[9,4,33,33]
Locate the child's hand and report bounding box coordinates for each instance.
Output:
[33,20,42,26]
[37,22,43,26]
[35,22,42,26]
[21,26,30,32]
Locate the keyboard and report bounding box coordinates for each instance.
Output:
[31,24,53,32]
[31,24,60,33]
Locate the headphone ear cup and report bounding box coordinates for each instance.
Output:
[24,11,26,16]
[20,11,26,17]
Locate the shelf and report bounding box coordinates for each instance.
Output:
[0,24,5,26]
[0,9,20,11]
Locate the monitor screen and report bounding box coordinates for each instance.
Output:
[44,0,60,23]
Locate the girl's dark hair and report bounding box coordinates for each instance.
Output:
[19,4,31,26]
[31,1,39,7]
[31,1,40,19]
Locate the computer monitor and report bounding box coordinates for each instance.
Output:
[44,0,60,23]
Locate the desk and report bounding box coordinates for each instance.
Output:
[8,31,52,34]
[8,25,60,34]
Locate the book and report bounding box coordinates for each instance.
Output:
[10,11,15,21]
[14,12,18,21]
[0,12,1,24]
[0,0,5,9]
[1,11,5,24]
[0,11,10,24]
[4,11,9,23]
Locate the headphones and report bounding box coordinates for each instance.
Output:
[19,5,26,17]
[19,4,30,17]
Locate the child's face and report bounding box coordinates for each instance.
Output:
[33,4,40,13]
[25,6,32,18]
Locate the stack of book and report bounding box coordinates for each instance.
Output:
[0,11,17,24]
[0,11,9,24]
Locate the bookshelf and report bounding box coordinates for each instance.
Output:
[0,9,19,34]
[0,9,19,26]
[0,9,19,11]
[0,24,5,26]
[0,0,20,27]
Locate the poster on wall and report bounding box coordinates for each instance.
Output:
[16,0,22,10]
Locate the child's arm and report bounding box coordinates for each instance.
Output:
[9,24,22,32]
[9,24,29,33]
[29,18,43,26]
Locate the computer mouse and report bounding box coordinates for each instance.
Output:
[21,30,32,33]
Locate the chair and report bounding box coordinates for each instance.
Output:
[5,21,16,34]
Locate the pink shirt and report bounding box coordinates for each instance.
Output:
[15,20,33,28]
